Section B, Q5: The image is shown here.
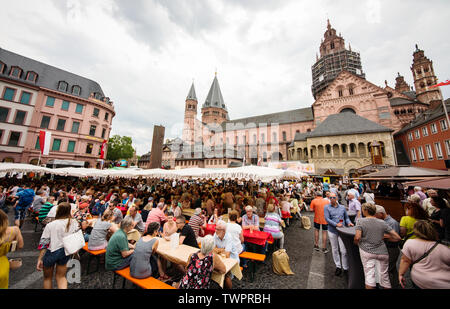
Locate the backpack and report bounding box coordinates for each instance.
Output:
[272,249,294,275]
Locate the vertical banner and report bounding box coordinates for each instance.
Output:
[100,139,107,159]
[39,131,52,155]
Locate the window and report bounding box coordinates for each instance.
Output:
[104,113,109,121]
[435,143,443,159]
[14,111,26,125]
[61,101,70,111]
[410,148,417,162]
[86,143,93,154]
[282,131,287,142]
[8,132,21,146]
[422,127,428,137]
[272,133,277,143]
[0,107,9,122]
[408,132,413,141]
[40,116,51,129]
[3,87,15,101]
[72,86,81,96]
[338,89,343,97]
[56,119,66,131]
[67,141,76,153]
[46,96,55,107]
[26,72,37,82]
[89,125,97,136]
[20,92,31,104]
[418,146,425,161]
[52,139,61,151]
[101,128,106,139]
[10,67,21,78]
[330,42,335,50]
[349,87,354,95]
[58,81,68,92]
[431,123,438,134]
[0,130,3,143]
[415,130,420,139]
[326,145,331,154]
[75,104,84,113]
[425,144,433,160]
[261,133,265,143]
[93,108,100,117]
[440,119,448,131]
[350,144,356,153]
[253,134,257,144]
[71,121,80,133]
[35,136,40,150]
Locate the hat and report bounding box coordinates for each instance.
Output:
[375,205,386,214]
[79,202,89,210]
[194,208,202,215]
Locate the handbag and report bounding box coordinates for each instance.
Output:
[62,230,85,256]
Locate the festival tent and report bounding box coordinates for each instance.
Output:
[0,163,308,182]
[0,163,52,174]
[356,166,450,181]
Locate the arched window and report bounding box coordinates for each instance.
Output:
[26,71,38,82]
[10,66,22,78]
[340,108,356,114]
[326,145,331,154]
[58,81,68,92]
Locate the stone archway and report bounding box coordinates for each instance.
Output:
[344,160,361,174]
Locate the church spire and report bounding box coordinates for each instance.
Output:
[186,82,197,101]
[203,74,227,111]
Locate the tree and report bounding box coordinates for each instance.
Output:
[106,135,135,161]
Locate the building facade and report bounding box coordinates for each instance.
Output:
[394,101,450,170]
[0,48,115,168]
[173,20,446,174]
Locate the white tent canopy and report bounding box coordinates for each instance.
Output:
[0,163,308,182]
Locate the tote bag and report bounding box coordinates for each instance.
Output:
[62,230,85,256]
[272,249,294,275]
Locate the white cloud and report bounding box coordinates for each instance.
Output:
[1,0,449,155]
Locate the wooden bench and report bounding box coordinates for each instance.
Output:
[34,216,45,232]
[82,243,106,274]
[113,267,175,289]
[239,251,266,282]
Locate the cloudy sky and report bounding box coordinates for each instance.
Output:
[1,0,449,155]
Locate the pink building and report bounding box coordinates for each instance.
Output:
[0,47,115,168]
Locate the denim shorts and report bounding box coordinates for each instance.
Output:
[314,222,328,231]
[14,207,27,221]
[42,247,71,268]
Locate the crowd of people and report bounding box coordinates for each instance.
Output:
[0,174,449,289]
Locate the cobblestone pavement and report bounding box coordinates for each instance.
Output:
[6,209,409,289]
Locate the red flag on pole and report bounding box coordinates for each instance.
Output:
[100,140,107,159]
[39,130,52,155]
[430,80,450,88]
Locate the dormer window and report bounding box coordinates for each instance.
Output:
[58,81,68,92]
[10,66,22,78]
[26,71,37,82]
[94,93,102,100]
[72,85,81,96]
[0,62,5,74]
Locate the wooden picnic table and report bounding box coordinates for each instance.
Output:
[204,224,274,247]
[156,236,242,288]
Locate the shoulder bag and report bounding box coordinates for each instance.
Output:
[62,229,85,256]
[410,241,440,270]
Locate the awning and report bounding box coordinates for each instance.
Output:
[403,177,450,190]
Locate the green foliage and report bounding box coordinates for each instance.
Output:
[106,135,135,161]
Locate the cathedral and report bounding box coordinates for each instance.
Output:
[175,20,444,174]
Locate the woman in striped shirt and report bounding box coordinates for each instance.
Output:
[263,204,285,249]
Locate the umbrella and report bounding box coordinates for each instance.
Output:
[357,166,450,180]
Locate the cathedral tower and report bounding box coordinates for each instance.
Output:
[394,72,411,93]
[201,73,229,125]
[311,19,365,100]
[182,82,198,145]
[411,44,443,105]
